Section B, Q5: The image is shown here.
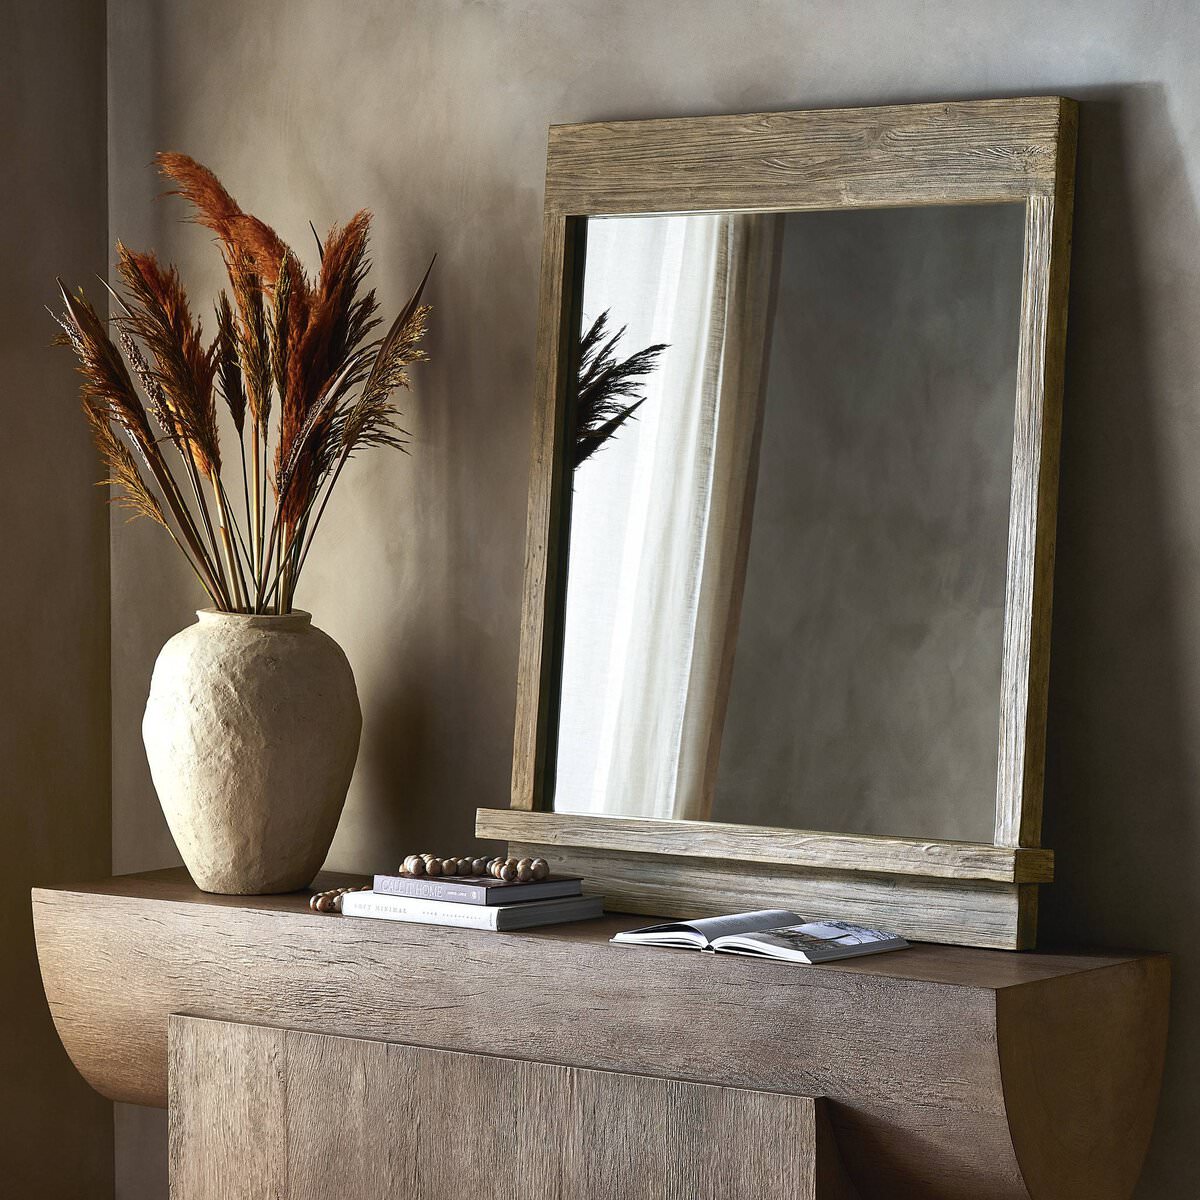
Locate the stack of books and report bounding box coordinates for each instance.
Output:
[340,869,604,930]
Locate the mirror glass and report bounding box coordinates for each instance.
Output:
[553,204,1025,842]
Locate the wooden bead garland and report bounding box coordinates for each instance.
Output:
[309,854,554,915]
[399,853,550,883]
[309,884,371,914]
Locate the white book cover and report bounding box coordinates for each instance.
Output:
[340,889,604,931]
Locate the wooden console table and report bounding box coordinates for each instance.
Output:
[33,869,1169,1200]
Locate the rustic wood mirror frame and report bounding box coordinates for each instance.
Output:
[477,96,1077,949]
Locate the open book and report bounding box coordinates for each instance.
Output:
[611,909,908,964]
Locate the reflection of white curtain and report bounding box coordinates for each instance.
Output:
[556,213,781,820]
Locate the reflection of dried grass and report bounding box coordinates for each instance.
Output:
[54,153,432,613]
[574,310,667,468]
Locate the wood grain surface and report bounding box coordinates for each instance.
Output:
[477,808,1054,883]
[504,840,1035,949]
[993,106,1076,846]
[34,870,1168,1200]
[170,1016,859,1199]
[543,98,1070,216]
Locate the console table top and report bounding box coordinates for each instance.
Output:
[45,866,1160,991]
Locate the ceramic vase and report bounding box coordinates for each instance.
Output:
[142,609,362,894]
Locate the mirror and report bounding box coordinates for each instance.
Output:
[552,203,1026,841]
[484,98,1075,949]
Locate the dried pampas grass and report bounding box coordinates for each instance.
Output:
[54,153,433,613]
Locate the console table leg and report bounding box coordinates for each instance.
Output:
[168,1015,858,1199]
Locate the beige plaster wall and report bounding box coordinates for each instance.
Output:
[0,1,113,1195]
[106,2,1200,1196]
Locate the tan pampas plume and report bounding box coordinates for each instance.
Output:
[54,153,433,613]
[83,400,165,526]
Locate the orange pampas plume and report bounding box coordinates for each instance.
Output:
[155,152,307,299]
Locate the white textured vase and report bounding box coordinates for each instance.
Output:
[142,609,362,894]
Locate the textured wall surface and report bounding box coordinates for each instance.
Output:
[0,1,113,1195]
[105,1,1200,1196]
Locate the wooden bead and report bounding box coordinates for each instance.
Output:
[311,883,370,914]
[395,851,554,885]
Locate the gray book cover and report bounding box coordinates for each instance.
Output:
[372,873,583,906]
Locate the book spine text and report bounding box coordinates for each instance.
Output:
[341,892,501,929]
[373,875,486,904]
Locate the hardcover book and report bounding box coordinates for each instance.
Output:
[611,909,908,964]
[372,872,583,906]
[341,889,603,931]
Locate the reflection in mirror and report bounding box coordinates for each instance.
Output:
[553,204,1025,842]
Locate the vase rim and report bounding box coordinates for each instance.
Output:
[196,608,313,629]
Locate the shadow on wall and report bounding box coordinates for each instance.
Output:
[1041,83,1200,1195]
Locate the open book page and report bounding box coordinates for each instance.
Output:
[611,909,802,949]
[714,920,908,964]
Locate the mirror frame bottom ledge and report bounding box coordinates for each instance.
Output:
[477,808,1046,949]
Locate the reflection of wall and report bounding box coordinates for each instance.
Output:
[104,2,1200,1196]
[713,206,1023,840]
[1,3,113,1194]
